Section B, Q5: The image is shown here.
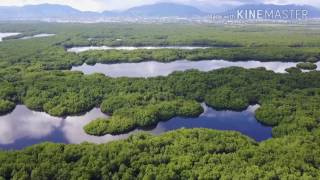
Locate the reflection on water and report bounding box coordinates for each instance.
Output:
[0,32,20,41]
[0,104,272,150]
[67,46,210,53]
[62,108,128,144]
[0,105,129,150]
[71,60,303,77]
[146,104,272,142]
[20,34,55,39]
[0,106,61,144]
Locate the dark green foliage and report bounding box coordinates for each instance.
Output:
[83,118,111,136]
[256,89,320,137]
[307,57,318,63]
[0,23,320,72]
[85,100,203,135]
[0,81,17,114]
[0,65,319,136]
[1,129,320,179]
[0,99,15,114]
[80,47,320,64]
[22,72,105,116]
[297,62,318,70]
[100,93,152,114]
[205,87,249,111]
[285,67,302,74]
[1,22,320,178]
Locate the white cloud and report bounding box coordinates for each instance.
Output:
[0,0,108,12]
[0,0,318,12]
[265,0,319,6]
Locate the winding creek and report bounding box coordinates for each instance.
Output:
[0,104,271,150]
[0,32,55,41]
[71,60,319,77]
[2,42,319,149]
[0,33,20,41]
[20,33,56,39]
[67,46,210,53]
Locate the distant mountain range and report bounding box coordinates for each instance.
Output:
[107,3,206,17]
[0,4,100,20]
[0,3,319,21]
[0,3,206,20]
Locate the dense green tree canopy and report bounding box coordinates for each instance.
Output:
[0,22,320,179]
[1,129,320,180]
[297,62,318,70]
[0,23,319,135]
[0,23,320,71]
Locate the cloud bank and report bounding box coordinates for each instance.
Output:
[0,0,319,12]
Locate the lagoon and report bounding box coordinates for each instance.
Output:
[71,60,304,77]
[20,33,56,39]
[0,104,271,150]
[67,46,210,53]
[0,32,20,41]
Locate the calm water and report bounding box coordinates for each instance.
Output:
[150,104,272,141]
[0,32,20,41]
[20,34,55,39]
[67,46,210,53]
[0,104,272,150]
[0,105,128,150]
[71,60,302,77]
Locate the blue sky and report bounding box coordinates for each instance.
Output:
[0,0,319,12]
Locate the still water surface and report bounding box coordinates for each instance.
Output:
[0,33,55,41]
[20,33,55,39]
[68,46,210,53]
[0,104,272,150]
[0,32,20,41]
[71,60,304,77]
